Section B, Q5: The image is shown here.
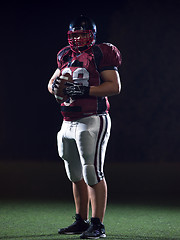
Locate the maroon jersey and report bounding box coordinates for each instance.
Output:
[57,43,122,121]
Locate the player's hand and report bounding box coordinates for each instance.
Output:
[64,82,90,97]
[52,77,61,94]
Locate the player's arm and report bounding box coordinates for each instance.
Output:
[48,68,61,94]
[65,70,121,98]
[65,43,121,98]
[89,69,121,97]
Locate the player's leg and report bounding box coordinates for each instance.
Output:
[57,123,83,183]
[76,114,110,220]
[72,178,89,220]
[57,122,90,234]
[76,114,111,239]
[88,178,107,223]
[64,159,89,220]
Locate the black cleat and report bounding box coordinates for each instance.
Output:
[58,214,90,235]
[80,217,106,239]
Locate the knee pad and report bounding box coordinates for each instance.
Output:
[64,161,83,183]
[83,164,104,186]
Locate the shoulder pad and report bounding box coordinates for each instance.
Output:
[57,46,71,62]
[98,42,117,51]
[97,43,122,72]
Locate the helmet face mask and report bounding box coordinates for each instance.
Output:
[68,29,95,52]
[67,16,96,53]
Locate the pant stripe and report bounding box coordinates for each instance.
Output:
[99,115,108,178]
[94,115,108,182]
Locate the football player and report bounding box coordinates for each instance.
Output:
[48,15,122,239]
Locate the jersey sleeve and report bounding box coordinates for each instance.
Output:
[98,43,122,72]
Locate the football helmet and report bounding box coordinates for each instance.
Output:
[68,15,97,53]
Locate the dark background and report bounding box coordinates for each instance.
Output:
[1,0,180,163]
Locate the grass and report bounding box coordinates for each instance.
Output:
[0,200,180,240]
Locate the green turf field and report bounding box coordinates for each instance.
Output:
[0,200,180,240]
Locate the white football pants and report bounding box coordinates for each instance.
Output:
[57,114,111,186]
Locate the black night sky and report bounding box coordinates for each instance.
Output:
[1,0,180,162]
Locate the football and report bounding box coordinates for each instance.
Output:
[54,73,73,104]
